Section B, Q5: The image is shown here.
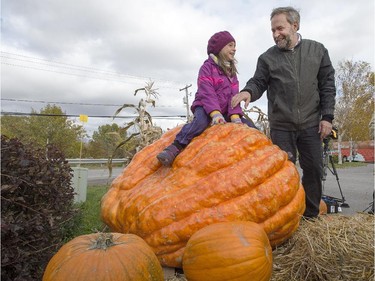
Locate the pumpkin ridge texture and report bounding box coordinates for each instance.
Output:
[101,124,305,267]
[134,146,286,231]
[42,233,164,281]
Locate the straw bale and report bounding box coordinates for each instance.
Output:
[165,275,187,281]
[271,213,374,281]
[162,214,374,281]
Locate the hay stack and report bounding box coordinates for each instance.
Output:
[272,213,374,281]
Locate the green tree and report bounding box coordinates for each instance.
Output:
[87,123,129,158]
[1,116,30,139]
[1,105,85,158]
[335,60,374,141]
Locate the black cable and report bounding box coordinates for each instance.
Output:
[0,111,186,119]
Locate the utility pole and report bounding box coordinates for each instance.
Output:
[180,84,192,121]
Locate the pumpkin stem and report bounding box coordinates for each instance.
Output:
[89,233,115,250]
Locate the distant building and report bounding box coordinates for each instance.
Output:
[331,140,374,163]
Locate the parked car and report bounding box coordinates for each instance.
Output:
[342,153,366,162]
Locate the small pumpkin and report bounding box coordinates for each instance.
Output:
[101,124,305,267]
[42,232,164,281]
[319,199,328,215]
[182,221,273,281]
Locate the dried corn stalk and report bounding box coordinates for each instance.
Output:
[107,81,162,176]
[243,106,270,137]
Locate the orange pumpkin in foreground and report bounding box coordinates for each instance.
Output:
[101,124,305,267]
[182,221,273,281]
[42,233,163,281]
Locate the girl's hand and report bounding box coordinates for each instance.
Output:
[231,117,242,124]
[230,114,242,124]
[211,113,226,125]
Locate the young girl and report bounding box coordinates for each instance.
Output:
[157,31,256,166]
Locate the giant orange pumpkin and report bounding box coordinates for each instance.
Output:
[101,124,305,267]
[42,233,164,281]
[182,221,273,281]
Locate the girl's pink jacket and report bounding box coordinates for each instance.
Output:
[191,56,244,117]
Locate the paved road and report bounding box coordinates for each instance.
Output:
[318,163,374,214]
[87,167,123,186]
[88,164,374,215]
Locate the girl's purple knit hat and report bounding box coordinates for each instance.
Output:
[207,31,235,55]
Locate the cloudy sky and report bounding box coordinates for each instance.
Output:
[2,0,374,136]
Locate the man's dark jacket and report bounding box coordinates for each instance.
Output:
[242,38,336,131]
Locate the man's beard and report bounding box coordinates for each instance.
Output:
[275,35,292,50]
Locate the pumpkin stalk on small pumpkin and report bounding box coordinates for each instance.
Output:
[43,233,164,281]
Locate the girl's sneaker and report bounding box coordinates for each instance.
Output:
[156,144,181,166]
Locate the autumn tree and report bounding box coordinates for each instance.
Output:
[333,60,374,163]
[335,60,374,141]
[1,105,85,158]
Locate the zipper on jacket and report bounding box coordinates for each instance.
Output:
[291,49,302,129]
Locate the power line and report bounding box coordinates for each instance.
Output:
[2,51,182,83]
[180,84,192,120]
[2,52,145,79]
[1,98,121,107]
[0,111,186,119]
[1,98,177,108]
[1,62,152,87]
[1,51,188,89]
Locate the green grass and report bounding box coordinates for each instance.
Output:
[70,185,109,238]
[331,161,368,168]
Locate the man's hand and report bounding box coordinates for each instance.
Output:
[231,91,251,109]
[319,120,333,140]
[211,112,226,125]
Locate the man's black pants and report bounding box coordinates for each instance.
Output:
[270,126,323,218]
